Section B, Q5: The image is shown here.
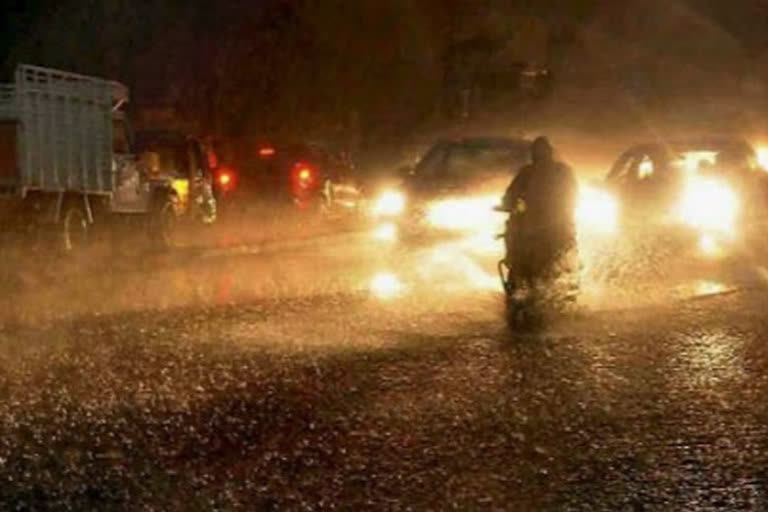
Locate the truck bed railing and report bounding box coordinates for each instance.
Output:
[16,64,128,110]
[0,64,125,194]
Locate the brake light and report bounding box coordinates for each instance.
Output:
[259,147,276,158]
[293,163,315,189]
[216,167,236,190]
[207,150,219,169]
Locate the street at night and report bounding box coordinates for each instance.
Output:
[0,227,767,510]
[4,0,768,509]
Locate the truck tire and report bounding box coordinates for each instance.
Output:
[148,192,178,249]
[61,201,89,254]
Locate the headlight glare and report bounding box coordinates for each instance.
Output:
[576,185,619,234]
[374,191,406,217]
[426,196,504,231]
[679,178,738,233]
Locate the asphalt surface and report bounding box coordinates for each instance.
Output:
[1,225,768,510]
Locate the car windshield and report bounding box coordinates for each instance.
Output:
[413,140,524,183]
[668,143,757,175]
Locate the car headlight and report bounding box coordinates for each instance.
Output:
[576,185,619,234]
[757,146,768,171]
[426,195,504,232]
[679,177,739,233]
[373,190,406,217]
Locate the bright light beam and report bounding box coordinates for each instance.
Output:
[426,195,504,232]
[576,185,619,234]
[370,272,405,300]
[679,177,739,233]
[372,222,398,242]
[373,191,406,217]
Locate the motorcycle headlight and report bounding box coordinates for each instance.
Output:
[679,178,739,233]
[373,190,406,217]
[576,185,619,234]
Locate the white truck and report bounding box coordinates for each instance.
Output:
[0,64,177,252]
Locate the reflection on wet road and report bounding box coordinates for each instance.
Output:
[4,225,761,325]
[1,228,768,509]
[369,271,405,300]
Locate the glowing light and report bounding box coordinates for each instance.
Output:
[373,190,406,217]
[298,168,312,182]
[171,178,189,201]
[694,280,727,296]
[259,147,276,157]
[680,151,717,173]
[207,150,219,169]
[426,243,499,290]
[679,177,739,233]
[757,147,768,171]
[218,172,232,187]
[292,163,315,190]
[370,272,404,299]
[426,195,504,232]
[372,222,398,242]
[638,158,654,179]
[458,232,502,256]
[576,184,619,234]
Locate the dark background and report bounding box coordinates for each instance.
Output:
[1,0,767,158]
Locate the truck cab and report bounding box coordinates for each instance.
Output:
[134,130,217,224]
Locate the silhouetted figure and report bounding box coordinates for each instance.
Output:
[501,136,579,304]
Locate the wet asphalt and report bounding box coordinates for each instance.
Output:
[0,226,767,510]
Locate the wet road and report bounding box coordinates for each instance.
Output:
[1,227,768,510]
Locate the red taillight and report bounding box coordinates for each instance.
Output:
[207,150,219,169]
[259,147,276,158]
[293,163,315,189]
[216,167,236,190]
[298,168,312,182]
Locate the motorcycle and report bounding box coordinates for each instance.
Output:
[496,205,580,328]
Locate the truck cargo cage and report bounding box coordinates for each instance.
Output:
[0,64,129,196]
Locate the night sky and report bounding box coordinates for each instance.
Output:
[0,0,44,67]
[2,1,766,68]
[1,0,766,139]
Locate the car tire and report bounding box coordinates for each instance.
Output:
[148,193,178,250]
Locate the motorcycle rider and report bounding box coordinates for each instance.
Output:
[501,136,579,304]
